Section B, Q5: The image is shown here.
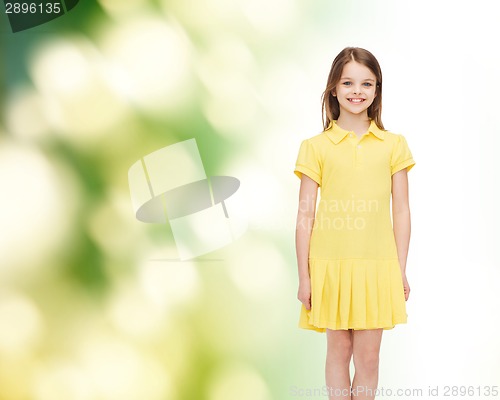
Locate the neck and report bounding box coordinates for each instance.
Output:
[336,113,371,136]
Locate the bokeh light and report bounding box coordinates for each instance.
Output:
[139,258,200,308]
[0,291,44,356]
[196,33,259,137]
[226,236,287,299]
[97,0,149,18]
[0,139,78,282]
[106,279,168,338]
[5,85,51,140]
[29,36,129,141]
[77,335,171,400]
[207,360,272,400]
[236,0,299,37]
[32,360,93,400]
[99,13,193,115]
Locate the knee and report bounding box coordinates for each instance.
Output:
[337,340,353,362]
[353,352,379,374]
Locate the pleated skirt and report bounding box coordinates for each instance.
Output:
[299,258,408,332]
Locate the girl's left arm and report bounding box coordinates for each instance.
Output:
[392,169,412,299]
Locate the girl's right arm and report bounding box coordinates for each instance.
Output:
[295,174,319,310]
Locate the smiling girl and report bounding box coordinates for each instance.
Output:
[294,47,415,399]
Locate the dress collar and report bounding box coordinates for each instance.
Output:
[325,119,386,144]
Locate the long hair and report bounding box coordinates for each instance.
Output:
[321,47,384,131]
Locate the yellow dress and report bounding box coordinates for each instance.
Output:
[294,119,415,331]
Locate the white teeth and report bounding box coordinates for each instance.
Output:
[349,98,364,103]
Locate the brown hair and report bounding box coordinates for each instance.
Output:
[321,47,384,131]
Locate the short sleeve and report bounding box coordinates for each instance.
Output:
[391,134,415,176]
[294,139,322,186]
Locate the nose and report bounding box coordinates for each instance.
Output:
[353,85,362,95]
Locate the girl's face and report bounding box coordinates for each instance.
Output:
[333,61,378,118]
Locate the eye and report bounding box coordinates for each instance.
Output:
[363,82,373,87]
[342,81,351,86]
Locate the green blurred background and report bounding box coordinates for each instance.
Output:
[1,0,500,399]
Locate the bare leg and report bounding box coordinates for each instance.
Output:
[325,328,353,399]
[351,329,383,400]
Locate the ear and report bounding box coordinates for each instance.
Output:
[331,90,336,97]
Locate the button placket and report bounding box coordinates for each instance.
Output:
[347,132,357,168]
[354,136,364,169]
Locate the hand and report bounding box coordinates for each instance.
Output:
[401,273,410,301]
[298,279,311,310]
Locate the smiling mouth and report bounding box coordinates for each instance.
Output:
[348,98,365,103]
